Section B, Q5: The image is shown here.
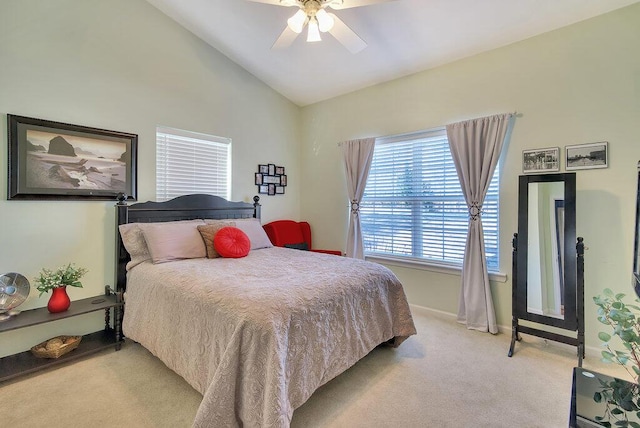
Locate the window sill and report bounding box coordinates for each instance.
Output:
[364,255,508,283]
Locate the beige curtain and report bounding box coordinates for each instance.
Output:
[340,138,375,259]
[446,113,514,334]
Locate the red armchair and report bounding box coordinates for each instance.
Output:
[263,220,342,256]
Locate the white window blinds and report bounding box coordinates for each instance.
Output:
[360,128,500,270]
[156,126,231,201]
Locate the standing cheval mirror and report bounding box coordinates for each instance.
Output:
[508,172,585,365]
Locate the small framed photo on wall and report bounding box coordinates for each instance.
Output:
[522,147,560,174]
[565,142,608,170]
[263,175,280,185]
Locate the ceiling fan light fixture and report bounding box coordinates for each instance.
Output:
[260,0,372,52]
[287,9,307,34]
[307,18,322,42]
[315,9,334,32]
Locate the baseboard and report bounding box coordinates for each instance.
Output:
[408,303,603,362]
[409,304,512,333]
[409,303,457,320]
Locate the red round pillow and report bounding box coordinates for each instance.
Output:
[213,226,251,258]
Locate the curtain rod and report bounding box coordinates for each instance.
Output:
[336,112,519,146]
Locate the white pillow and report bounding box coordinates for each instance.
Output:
[138,220,206,264]
[234,218,273,250]
[120,219,206,269]
[119,223,152,270]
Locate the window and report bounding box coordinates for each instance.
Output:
[156,126,231,201]
[360,128,500,271]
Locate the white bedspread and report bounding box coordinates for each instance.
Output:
[123,246,416,427]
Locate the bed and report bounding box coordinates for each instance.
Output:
[115,194,417,427]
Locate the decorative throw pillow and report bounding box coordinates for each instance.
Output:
[233,218,273,250]
[214,227,251,258]
[284,242,309,251]
[119,223,152,270]
[139,221,206,264]
[197,222,235,258]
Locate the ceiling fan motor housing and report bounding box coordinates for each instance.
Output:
[257,0,373,53]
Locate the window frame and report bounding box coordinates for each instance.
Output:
[360,128,506,282]
[155,126,232,202]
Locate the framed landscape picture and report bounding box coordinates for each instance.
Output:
[7,114,137,200]
[522,147,560,174]
[565,142,608,170]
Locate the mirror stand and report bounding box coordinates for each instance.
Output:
[508,234,585,365]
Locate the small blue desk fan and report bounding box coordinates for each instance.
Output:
[0,272,30,321]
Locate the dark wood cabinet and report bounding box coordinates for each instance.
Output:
[0,286,123,382]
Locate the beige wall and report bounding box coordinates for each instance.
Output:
[0,0,301,356]
[299,4,640,350]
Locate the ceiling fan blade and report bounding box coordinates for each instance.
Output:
[245,0,298,7]
[272,26,300,50]
[327,0,396,10]
[327,13,366,53]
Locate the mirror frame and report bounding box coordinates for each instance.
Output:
[634,161,640,297]
[516,172,577,330]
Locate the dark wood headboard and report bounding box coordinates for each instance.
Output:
[115,193,261,293]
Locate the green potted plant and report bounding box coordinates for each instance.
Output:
[34,263,87,313]
[594,288,640,382]
[593,288,640,426]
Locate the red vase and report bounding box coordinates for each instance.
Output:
[48,286,71,313]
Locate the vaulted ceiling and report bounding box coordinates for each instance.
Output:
[146,0,639,106]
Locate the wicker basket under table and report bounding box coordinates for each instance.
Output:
[30,335,82,359]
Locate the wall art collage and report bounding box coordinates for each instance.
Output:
[255,163,286,196]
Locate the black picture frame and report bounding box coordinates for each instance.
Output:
[256,163,286,196]
[7,114,137,200]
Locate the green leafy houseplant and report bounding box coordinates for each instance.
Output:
[34,263,88,297]
[593,288,640,427]
[594,288,640,382]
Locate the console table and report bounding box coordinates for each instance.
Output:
[0,285,123,382]
[570,367,640,427]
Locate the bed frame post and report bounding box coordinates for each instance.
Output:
[253,195,261,219]
[115,193,129,293]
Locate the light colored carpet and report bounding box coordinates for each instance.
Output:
[2,306,626,427]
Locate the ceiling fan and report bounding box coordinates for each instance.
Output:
[246,0,395,53]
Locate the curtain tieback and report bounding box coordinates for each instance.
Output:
[468,202,482,221]
[350,199,360,215]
